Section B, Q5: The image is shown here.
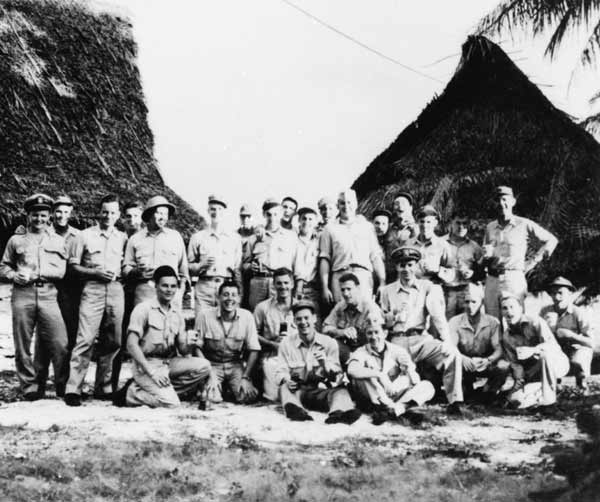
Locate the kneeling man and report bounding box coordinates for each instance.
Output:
[113,266,211,408]
[276,300,362,424]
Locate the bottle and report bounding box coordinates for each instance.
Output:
[279,322,288,337]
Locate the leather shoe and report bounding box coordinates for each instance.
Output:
[64,393,82,407]
[284,403,313,421]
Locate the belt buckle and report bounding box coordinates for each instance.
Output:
[34,280,45,287]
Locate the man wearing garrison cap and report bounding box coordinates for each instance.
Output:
[0,194,69,400]
[482,185,557,319]
[188,195,242,314]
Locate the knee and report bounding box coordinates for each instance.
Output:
[496,360,510,371]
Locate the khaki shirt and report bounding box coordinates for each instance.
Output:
[293,234,319,284]
[188,227,242,278]
[449,313,501,358]
[237,227,254,256]
[540,304,594,352]
[243,227,298,272]
[383,220,419,258]
[484,216,556,271]
[275,332,341,385]
[348,341,417,380]
[380,278,449,339]
[502,315,560,363]
[195,307,261,363]
[69,225,127,277]
[254,297,296,343]
[444,236,483,287]
[319,216,382,272]
[0,228,67,282]
[323,298,381,348]
[413,235,451,281]
[124,227,189,282]
[127,299,184,358]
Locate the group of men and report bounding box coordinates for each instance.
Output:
[0,185,594,425]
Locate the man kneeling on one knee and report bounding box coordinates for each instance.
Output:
[113,266,211,408]
[347,311,434,422]
[275,299,361,424]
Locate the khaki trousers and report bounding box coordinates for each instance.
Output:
[281,384,354,414]
[484,271,527,319]
[194,277,226,315]
[66,281,124,395]
[462,357,511,394]
[352,375,435,410]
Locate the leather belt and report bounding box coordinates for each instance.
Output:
[389,328,424,338]
[33,280,50,287]
[253,271,273,278]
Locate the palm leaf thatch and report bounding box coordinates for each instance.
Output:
[352,35,600,290]
[0,0,205,250]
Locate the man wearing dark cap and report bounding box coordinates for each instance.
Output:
[541,277,595,393]
[275,299,362,424]
[482,186,558,319]
[243,197,298,310]
[123,195,189,307]
[112,266,212,408]
[294,207,321,320]
[413,204,452,284]
[281,196,298,231]
[0,194,69,400]
[64,195,127,406]
[380,246,465,414]
[188,195,242,314]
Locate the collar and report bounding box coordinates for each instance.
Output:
[556,304,575,317]
[298,233,317,244]
[343,299,366,313]
[447,235,471,247]
[208,226,229,237]
[145,226,167,237]
[95,225,117,238]
[396,279,420,293]
[265,227,283,237]
[460,312,491,332]
[217,308,240,321]
[295,331,326,348]
[365,341,388,357]
[150,299,176,315]
[496,215,517,227]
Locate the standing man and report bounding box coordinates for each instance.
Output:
[444,213,483,318]
[122,200,143,237]
[243,198,298,310]
[275,300,362,424]
[500,293,568,408]
[294,207,320,318]
[448,283,509,399]
[188,195,242,313]
[64,195,127,406]
[281,196,298,231]
[372,209,393,283]
[319,189,385,305]
[380,246,465,414]
[123,195,189,307]
[195,281,260,404]
[383,193,419,262]
[542,277,595,393]
[322,273,380,368]
[112,266,212,408]
[254,268,296,400]
[0,194,69,400]
[483,186,558,319]
[413,205,452,283]
[238,204,255,309]
[317,196,337,232]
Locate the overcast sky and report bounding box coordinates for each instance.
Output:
[102,0,598,226]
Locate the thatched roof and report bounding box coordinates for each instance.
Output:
[352,35,600,290]
[0,0,205,245]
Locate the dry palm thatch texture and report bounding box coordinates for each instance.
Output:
[0,0,205,248]
[352,35,600,291]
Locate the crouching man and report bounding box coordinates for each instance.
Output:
[347,311,434,424]
[275,300,362,424]
[500,292,569,408]
[448,283,509,399]
[113,266,211,408]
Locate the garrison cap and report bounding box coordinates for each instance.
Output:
[495,186,514,197]
[239,204,252,216]
[208,194,227,208]
[24,193,53,213]
[373,209,392,219]
[291,299,317,314]
[393,192,414,206]
[391,246,422,264]
[153,265,178,283]
[282,196,298,207]
[142,195,176,222]
[416,204,439,219]
[297,206,317,217]
[262,197,280,212]
[547,276,575,292]
[318,196,335,208]
[53,195,74,208]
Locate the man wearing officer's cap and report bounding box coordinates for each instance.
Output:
[448,283,509,399]
[382,193,419,279]
[0,194,69,400]
[123,195,189,307]
[319,189,385,305]
[482,185,558,319]
[188,195,242,314]
[541,276,594,393]
[379,245,465,415]
[242,197,298,310]
[293,207,322,321]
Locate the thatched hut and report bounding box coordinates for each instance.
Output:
[0,0,204,249]
[352,35,600,290]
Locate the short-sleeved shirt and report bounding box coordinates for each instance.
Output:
[275,332,341,385]
[254,297,296,342]
[124,227,189,281]
[323,298,381,348]
[53,225,80,254]
[127,299,185,358]
[380,278,449,339]
[444,236,483,287]
[69,225,127,277]
[502,315,559,364]
[187,227,242,278]
[0,228,68,282]
[293,234,319,284]
[540,304,594,352]
[384,220,420,256]
[413,235,452,281]
[484,216,556,272]
[318,216,382,272]
[448,313,501,358]
[195,307,261,363]
[237,227,254,256]
[243,227,298,271]
[348,341,416,379]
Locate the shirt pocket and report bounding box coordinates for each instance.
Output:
[86,244,104,268]
[158,247,178,265]
[42,244,67,274]
[15,246,36,269]
[225,330,246,353]
[145,314,167,348]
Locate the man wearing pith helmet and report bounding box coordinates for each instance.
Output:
[0,194,69,400]
[123,195,189,307]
